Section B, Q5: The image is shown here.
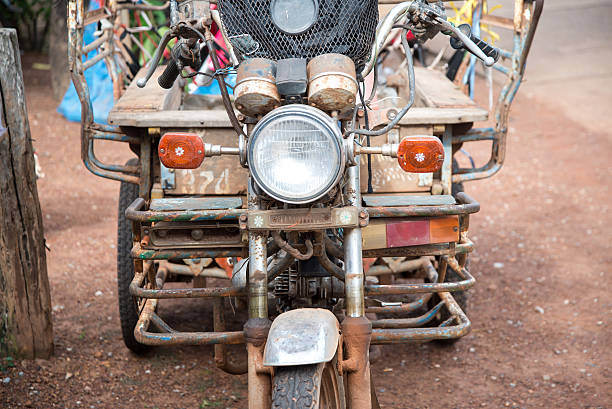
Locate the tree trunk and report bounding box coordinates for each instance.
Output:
[0,28,54,360]
[49,0,70,101]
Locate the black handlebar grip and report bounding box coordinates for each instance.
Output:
[158,60,180,89]
[469,34,500,63]
[450,23,501,64]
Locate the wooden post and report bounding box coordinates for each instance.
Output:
[0,28,54,359]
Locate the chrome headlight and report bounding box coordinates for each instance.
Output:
[248,105,344,204]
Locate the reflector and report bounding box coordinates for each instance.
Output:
[158,133,205,169]
[397,136,444,173]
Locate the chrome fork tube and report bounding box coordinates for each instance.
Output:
[247,180,268,319]
[245,179,271,409]
[344,159,365,318]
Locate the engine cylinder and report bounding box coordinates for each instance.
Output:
[307,53,358,112]
[234,58,280,117]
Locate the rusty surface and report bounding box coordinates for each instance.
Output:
[134,298,245,346]
[366,192,480,218]
[245,318,272,409]
[130,271,245,299]
[307,53,357,112]
[370,290,471,344]
[234,58,280,117]
[214,298,248,375]
[131,242,244,260]
[371,301,443,329]
[340,317,372,409]
[126,197,246,222]
[271,231,313,261]
[365,257,474,295]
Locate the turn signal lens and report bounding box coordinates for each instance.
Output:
[158,132,205,169]
[397,136,444,173]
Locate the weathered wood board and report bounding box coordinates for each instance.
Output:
[109,66,181,115]
[0,29,53,359]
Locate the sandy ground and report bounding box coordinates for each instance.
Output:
[1,27,611,409]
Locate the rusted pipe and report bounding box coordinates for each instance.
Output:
[324,236,344,260]
[130,272,245,299]
[371,301,443,329]
[340,317,372,408]
[134,298,245,345]
[267,252,295,282]
[365,258,474,295]
[214,298,248,375]
[370,291,471,344]
[271,231,313,261]
[365,257,428,276]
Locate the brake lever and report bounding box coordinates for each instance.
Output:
[435,17,497,67]
[136,29,176,88]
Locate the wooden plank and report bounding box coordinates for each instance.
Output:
[414,66,477,108]
[109,66,181,115]
[164,128,249,195]
[363,195,456,207]
[109,106,488,128]
[0,29,53,359]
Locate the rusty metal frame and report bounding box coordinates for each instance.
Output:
[68,0,158,185]
[126,188,479,347]
[452,0,544,183]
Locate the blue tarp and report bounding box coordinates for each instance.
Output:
[57,3,114,124]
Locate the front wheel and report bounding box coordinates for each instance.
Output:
[272,361,345,409]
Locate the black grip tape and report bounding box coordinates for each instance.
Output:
[470,34,500,63]
[450,23,501,63]
[158,61,180,89]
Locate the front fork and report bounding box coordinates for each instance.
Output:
[245,161,371,408]
[341,158,373,409]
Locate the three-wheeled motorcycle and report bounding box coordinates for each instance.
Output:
[68,0,542,407]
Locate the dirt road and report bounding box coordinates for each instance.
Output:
[1,49,610,409]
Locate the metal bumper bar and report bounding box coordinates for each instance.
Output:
[369,257,473,344]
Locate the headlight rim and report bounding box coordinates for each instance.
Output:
[248,105,345,205]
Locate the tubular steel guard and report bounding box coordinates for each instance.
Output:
[68,0,146,185]
[367,192,479,218]
[130,268,245,346]
[369,257,473,343]
[452,0,544,183]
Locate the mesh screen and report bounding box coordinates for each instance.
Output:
[217,0,379,72]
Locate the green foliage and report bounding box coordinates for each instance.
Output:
[0,356,15,372]
[0,0,54,51]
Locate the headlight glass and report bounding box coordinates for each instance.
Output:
[270,0,319,35]
[249,106,343,204]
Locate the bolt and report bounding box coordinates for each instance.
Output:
[387,109,398,120]
[359,219,368,227]
[191,229,204,241]
[359,211,368,219]
[239,214,248,222]
[197,150,203,155]
[160,148,165,154]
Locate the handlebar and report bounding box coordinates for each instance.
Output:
[434,17,497,67]
[449,23,500,64]
[158,60,181,89]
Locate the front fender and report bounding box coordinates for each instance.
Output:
[263,308,340,367]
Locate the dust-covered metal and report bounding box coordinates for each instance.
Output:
[263,309,340,366]
[234,58,280,117]
[307,53,358,112]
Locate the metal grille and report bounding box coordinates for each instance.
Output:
[218,0,379,72]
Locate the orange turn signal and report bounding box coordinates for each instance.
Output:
[158,132,205,169]
[397,136,444,173]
